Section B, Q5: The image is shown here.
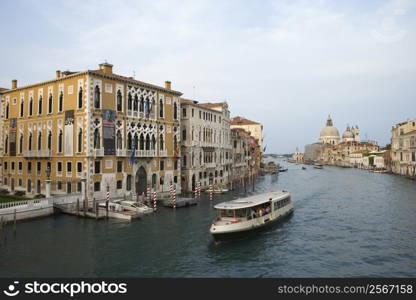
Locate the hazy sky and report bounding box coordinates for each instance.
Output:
[1,0,415,153]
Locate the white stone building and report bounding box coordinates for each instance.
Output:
[180,98,232,192]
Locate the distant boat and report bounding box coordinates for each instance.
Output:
[313,163,323,169]
[279,168,288,172]
[302,166,307,170]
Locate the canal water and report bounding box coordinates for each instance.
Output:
[1,159,415,277]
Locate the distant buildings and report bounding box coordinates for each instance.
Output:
[391,119,416,177]
[230,116,263,153]
[291,147,304,163]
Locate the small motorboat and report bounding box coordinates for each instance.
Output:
[302,166,307,170]
[279,168,288,172]
[313,163,323,169]
[118,200,153,215]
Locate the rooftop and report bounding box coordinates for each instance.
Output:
[214,191,290,210]
[231,116,260,126]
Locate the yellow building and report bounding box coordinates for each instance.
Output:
[391,119,416,176]
[0,63,182,200]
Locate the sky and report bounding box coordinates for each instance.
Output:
[1,0,415,153]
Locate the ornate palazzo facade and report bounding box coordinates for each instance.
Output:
[0,63,181,199]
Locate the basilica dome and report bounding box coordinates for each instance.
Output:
[318,116,340,145]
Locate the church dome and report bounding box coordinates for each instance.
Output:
[319,116,340,138]
[342,126,353,139]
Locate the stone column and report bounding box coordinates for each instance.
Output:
[45,179,51,198]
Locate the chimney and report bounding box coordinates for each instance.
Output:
[12,79,17,89]
[165,81,171,90]
[99,62,113,74]
[56,70,61,79]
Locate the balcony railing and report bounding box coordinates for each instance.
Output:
[116,149,127,157]
[205,162,217,169]
[94,148,104,157]
[23,150,51,158]
[136,150,156,157]
[159,150,167,157]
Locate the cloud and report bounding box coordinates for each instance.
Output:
[1,0,415,152]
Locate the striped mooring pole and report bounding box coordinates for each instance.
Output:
[209,184,213,201]
[152,190,157,212]
[198,182,201,198]
[146,186,151,204]
[173,187,176,209]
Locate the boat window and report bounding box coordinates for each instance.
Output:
[220,209,235,217]
[234,209,247,218]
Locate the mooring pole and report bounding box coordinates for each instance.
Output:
[13,209,17,235]
[76,198,80,216]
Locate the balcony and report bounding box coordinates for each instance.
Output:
[23,150,51,158]
[116,149,127,157]
[94,148,104,157]
[205,162,217,169]
[136,150,156,157]
[133,111,138,118]
[127,110,132,117]
[159,150,167,157]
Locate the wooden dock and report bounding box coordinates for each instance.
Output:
[163,197,197,208]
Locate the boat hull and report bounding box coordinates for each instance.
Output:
[211,208,293,242]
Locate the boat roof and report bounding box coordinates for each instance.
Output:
[214,191,290,210]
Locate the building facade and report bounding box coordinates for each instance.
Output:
[230,128,252,184]
[0,63,182,199]
[180,98,232,192]
[230,116,263,152]
[391,120,416,176]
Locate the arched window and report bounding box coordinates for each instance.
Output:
[133,95,138,111]
[38,132,42,150]
[29,98,33,116]
[128,93,132,110]
[19,135,23,153]
[78,129,82,152]
[152,135,156,150]
[139,134,145,150]
[47,131,52,150]
[116,130,123,149]
[117,90,122,112]
[133,134,138,150]
[28,133,33,151]
[159,134,164,150]
[159,99,164,118]
[20,100,24,117]
[48,94,53,114]
[93,128,100,149]
[127,132,132,150]
[38,96,43,115]
[59,91,63,112]
[6,103,9,119]
[78,87,83,108]
[139,97,144,112]
[145,98,150,117]
[4,136,8,153]
[173,102,178,120]
[145,134,150,150]
[174,135,178,152]
[58,130,63,153]
[94,85,100,109]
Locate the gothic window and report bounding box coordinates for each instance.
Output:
[116,130,123,149]
[139,97,144,112]
[94,85,100,109]
[133,95,138,111]
[93,128,100,149]
[4,136,8,153]
[128,93,132,110]
[117,90,122,112]
[173,102,178,120]
[38,132,42,150]
[152,135,156,150]
[38,96,43,115]
[145,134,150,150]
[19,135,23,153]
[78,129,82,152]
[127,132,132,150]
[59,91,63,112]
[28,133,33,151]
[29,98,33,116]
[159,99,164,118]
[48,94,53,114]
[159,134,164,150]
[145,98,150,116]
[78,87,83,108]
[182,129,186,141]
[20,100,24,117]
[134,134,138,150]
[47,131,52,150]
[58,130,63,153]
[139,134,145,150]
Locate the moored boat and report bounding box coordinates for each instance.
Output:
[210,191,293,242]
[313,163,323,169]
